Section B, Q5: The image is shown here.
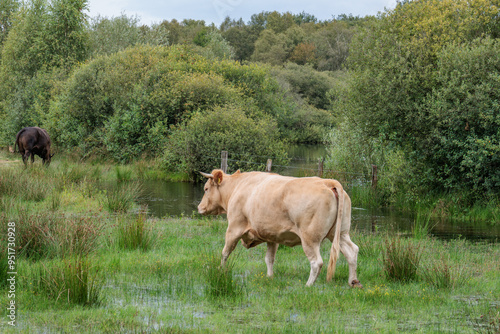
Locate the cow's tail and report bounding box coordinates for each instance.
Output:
[326,180,344,282]
[14,129,23,153]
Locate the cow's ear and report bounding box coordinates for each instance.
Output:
[234,169,241,175]
[213,170,223,185]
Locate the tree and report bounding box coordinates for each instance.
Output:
[0,0,89,144]
[0,0,19,48]
[342,0,500,198]
[251,29,287,65]
[88,14,140,56]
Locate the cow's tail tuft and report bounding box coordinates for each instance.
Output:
[326,180,344,282]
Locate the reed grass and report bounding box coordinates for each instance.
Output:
[202,249,246,299]
[29,256,103,306]
[115,209,156,251]
[382,237,422,282]
[15,212,104,259]
[420,255,469,289]
[412,211,436,239]
[105,181,142,212]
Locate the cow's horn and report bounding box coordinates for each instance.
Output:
[200,172,213,179]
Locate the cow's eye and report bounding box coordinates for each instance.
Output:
[204,187,208,192]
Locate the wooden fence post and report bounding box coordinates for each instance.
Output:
[221,151,228,173]
[318,159,324,178]
[266,159,272,172]
[371,164,378,190]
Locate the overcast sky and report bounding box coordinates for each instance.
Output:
[87,0,398,26]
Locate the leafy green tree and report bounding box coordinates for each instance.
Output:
[46,0,88,68]
[423,38,500,195]
[0,0,88,144]
[199,30,234,60]
[222,24,257,62]
[340,0,500,198]
[251,29,287,65]
[88,14,140,56]
[0,0,19,48]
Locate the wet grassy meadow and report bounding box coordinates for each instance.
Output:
[0,154,499,333]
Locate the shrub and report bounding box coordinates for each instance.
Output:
[162,104,288,178]
[382,237,422,282]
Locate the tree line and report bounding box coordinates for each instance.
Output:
[1,0,499,203]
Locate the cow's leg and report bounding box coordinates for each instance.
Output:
[265,242,278,277]
[302,242,323,287]
[30,152,34,164]
[23,151,31,166]
[221,227,243,267]
[340,233,362,288]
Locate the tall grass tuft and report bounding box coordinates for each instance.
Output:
[382,237,422,282]
[116,209,156,251]
[0,167,52,202]
[0,240,8,289]
[115,165,133,182]
[421,256,469,289]
[412,211,436,239]
[105,181,142,212]
[30,256,103,306]
[16,213,104,259]
[202,249,245,299]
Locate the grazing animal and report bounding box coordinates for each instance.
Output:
[198,169,362,287]
[14,127,54,166]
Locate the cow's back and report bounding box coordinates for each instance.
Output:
[227,172,338,244]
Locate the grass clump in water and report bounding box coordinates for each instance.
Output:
[29,256,103,307]
[202,249,245,300]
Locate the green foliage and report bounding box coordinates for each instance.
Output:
[423,38,500,196]
[341,0,500,201]
[0,0,19,47]
[197,30,235,60]
[272,63,334,109]
[88,14,140,56]
[48,45,310,160]
[162,104,288,178]
[0,0,88,145]
[89,14,170,57]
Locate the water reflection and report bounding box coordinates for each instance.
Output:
[135,180,499,242]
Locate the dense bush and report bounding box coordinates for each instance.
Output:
[335,0,500,200]
[162,104,288,179]
[46,44,325,161]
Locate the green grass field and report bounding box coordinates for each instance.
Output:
[0,156,499,333]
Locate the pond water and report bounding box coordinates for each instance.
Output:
[133,144,499,242]
[136,182,500,242]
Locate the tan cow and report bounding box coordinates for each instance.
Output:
[198,169,362,287]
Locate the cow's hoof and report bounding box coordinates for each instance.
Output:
[351,280,363,288]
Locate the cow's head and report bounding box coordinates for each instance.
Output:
[198,169,226,215]
[43,152,55,167]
